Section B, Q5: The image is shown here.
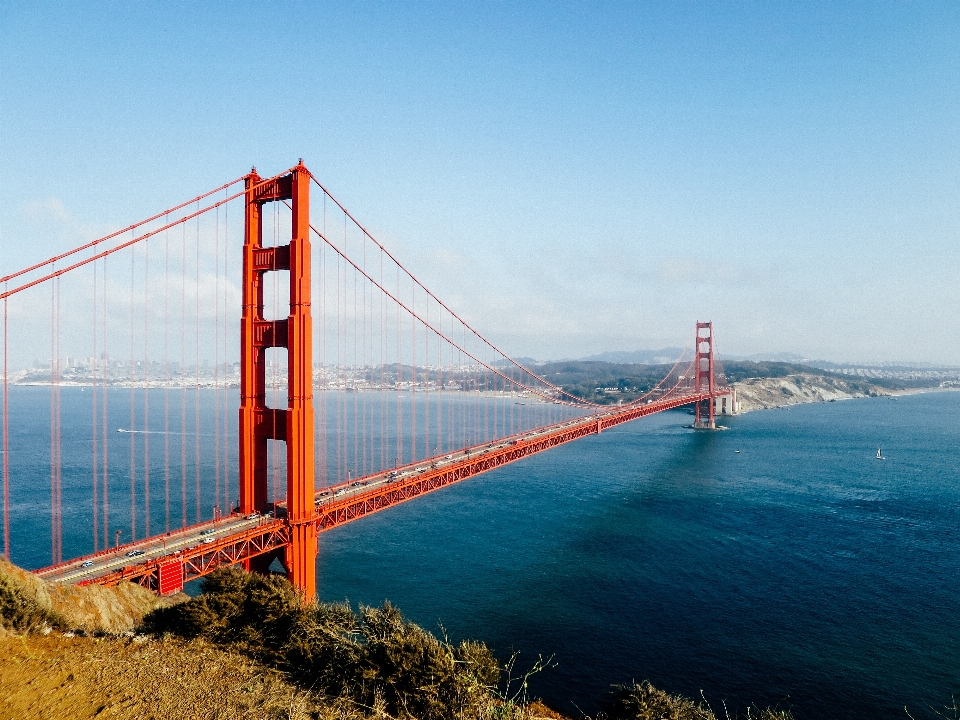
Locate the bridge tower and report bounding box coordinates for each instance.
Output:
[693,321,716,429]
[239,162,317,601]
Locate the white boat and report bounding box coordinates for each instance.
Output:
[876,448,886,460]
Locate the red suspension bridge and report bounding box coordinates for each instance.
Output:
[1,162,729,601]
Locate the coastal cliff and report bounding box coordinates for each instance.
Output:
[732,373,889,413]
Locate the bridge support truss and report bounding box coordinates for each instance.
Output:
[693,321,716,429]
[239,162,317,601]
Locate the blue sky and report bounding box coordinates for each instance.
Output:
[2,2,958,364]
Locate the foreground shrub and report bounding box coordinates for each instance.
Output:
[601,681,794,720]
[603,682,715,720]
[142,567,500,720]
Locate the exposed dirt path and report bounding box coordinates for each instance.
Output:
[0,632,323,720]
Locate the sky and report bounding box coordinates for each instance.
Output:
[1,1,958,365]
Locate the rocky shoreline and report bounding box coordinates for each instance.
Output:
[732,373,892,413]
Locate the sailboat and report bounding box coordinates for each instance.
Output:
[876,448,886,461]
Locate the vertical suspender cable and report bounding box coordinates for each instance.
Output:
[222,198,230,513]
[180,221,187,527]
[143,236,150,537]
[396,263,401,467]
[353,233,358,478]
[379,249,386,472]
[436,311,442,453]
[424,297,429,459]
[340,216,346,480]
[220,197,231,512]
[319,209,326,489]
[214,206,220,512]
[3,293,8,558]
[129,247,137,540]
[92,261,99,551]
[410,277,416,462]
[102,258,109,550]
[194,205,201,522]
[56,277,63,561]
[355,240,360,477]
[164,217,170,532]
[51,274,62,562]
[361,236,367,477]
[335,242,341,483]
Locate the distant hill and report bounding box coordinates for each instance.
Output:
[492,357,539,367]
[579,348,685,364]
[537,358,959,406]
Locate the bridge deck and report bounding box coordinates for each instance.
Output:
[35,392,721,592]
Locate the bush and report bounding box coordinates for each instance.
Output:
[142,567,500,720]
[601,682,794,720]
[603,682,715,720]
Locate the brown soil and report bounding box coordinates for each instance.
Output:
[0,632,331,720]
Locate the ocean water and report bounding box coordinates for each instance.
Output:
[315,392,960,719]
[5,386,959,717]
[4,384,580,570]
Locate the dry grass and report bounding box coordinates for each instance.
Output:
[0,557,174,635]
[0,632,337,720]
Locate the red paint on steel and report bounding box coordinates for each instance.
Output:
[157,560,184,596]
[694,322,716,429]
[239,163,316,601]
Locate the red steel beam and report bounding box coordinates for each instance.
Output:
[77,520,289,591]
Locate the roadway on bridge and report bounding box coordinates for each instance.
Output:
[36,514,265,584]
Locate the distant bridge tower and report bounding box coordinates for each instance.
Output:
[693,321,716,429]
[239,162,317,601]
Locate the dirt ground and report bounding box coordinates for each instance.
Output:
[0,632,325,720]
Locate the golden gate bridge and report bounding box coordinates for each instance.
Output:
[1,162,729,601]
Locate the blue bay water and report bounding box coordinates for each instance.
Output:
[315,392,960,719]
[4,386,959,717]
